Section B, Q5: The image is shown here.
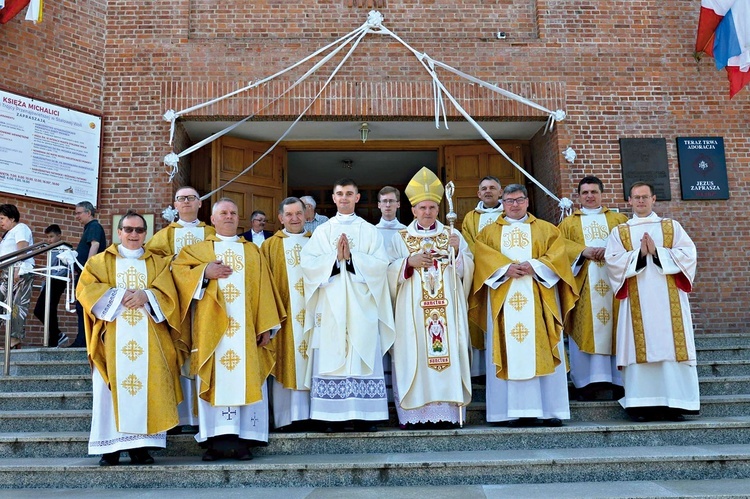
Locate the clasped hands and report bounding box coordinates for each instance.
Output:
[505,261,534,279]
[639,232,657,257]
[121,289,148,309]
[582,246,605,261]
[337,234,351,262]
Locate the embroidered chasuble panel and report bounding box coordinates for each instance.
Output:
[401,230,454,371]
[616,219,689,364]
[213,240,248,406]
[173,226,205,253]
[114,257,149,434]
[580,214,615,355]
[478,212,501,234]
[283,235,310,388]
[499,224,537,380]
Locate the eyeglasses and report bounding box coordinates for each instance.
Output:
[502,197,527,206]
[379,199,397,205]
[631,195,653,201]
[120,226,146,234]
[175,195,199,203]
[252,218,267,223]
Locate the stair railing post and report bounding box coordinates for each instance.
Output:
[43,250,53,348]
[3,266,16,376]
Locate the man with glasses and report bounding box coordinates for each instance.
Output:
[461,176,503,377]
[300,196,329,234]
[375,186,407,247]
[605,181,699,422]
[471,184,578,427]
[558,176,628,401]
[77,211,184,466]
[70,201,107,348]
[242,210,273,247]
[146,186,216,434]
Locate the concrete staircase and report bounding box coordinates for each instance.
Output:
[1,334,749,492]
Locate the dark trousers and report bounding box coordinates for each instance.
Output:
[70,274,87,348]
[33,279,67,347]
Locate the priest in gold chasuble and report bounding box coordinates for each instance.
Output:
[145,186,215,430]
[78,211,183,466]
[300,178,395,432]
[260,197,312,430]
[471,184,578,427]
[605,182,699,422]
[387,168,473,428]
[172,198,285,461]
[461,176,503,377]
[558,176,628,401]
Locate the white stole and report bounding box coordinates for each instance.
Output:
[283,233,310,389]
[581,213,615,354]
[213,239,248,406]
[500,223,536,380]
[173,225,205,253]
[114,257,149,434]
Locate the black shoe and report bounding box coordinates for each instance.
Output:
[611,385,625,400]
[202,448,222,461]
[353,421,378,432]
[627,408,652,423]
[664,408,686,422]
[542,418,563,427]
[99,451,120,466]
[166,426,182,435]
[507,417,538,427]
[235,448,253,461]
[128,449,154,465]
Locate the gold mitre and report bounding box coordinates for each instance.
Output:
[405,167,444,206]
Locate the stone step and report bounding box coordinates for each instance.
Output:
[2,395,749,432]
[693,345,750,361]
[0,391,91,411]
[4,479,750,499]
[1,444,748,488]
[0,375,91,393]
[697,359,750,377]
[693,333,750,348]
[1,417,749,459]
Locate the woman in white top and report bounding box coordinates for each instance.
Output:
[0,204,34,349]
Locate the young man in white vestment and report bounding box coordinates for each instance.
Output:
[558,176,628,401]
[461,176,504,378]
[386,167,473,429]
[172,198,286,460]
[605,182,699,422]
[300,178,396,433]
[260,197,313,431]
[470,184,578,427]
[375,185,408,247]
[146,186,215,434]
[77,211,184,466]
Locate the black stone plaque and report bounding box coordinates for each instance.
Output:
[619,138,671,201]
[676,137,729,200]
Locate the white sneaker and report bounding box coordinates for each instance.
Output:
[57,333,70,348]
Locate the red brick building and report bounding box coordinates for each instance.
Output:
[1,1,748,342]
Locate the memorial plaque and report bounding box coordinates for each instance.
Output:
[676,137,729,200]
[619,138,671,201]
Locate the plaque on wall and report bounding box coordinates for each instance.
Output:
[676,137,729,200]
[619,138,671,201]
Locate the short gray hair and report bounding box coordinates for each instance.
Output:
[503,184,528,197]
[300,196,316,209]
[212,198,238,214]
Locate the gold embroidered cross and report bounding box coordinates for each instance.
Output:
[510,323,529,342]
[597,307,611,325]
[176,231,200,249]
[220,248,244,271]
[298,340,309,360]
[594,279,610,297]
[222,283,241,303]
[509,292,528,311]
[220,349,241,371]
[294,278,305,296]
[225,317,241,338]
[583,221,610,241]
[121,374,143,396]
[503,227,530,249]
[122,340,144,362]
[121,309,143,327]
[296,309,305,327]
[286,243,303,266]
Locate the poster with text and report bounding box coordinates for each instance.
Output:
[676,137,729,200]
[0,89,101,205]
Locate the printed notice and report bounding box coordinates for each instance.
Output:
[0,89,101,205]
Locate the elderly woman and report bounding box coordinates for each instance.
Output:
[0,204,34,349]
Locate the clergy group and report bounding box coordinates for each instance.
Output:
[76,171,699,465]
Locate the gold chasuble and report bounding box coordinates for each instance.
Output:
[260,230,311,391]
[145,222,217,363]
[558,208,628,355]
[470,215,578,381]
[77,244,184,434]
[172,235,286,406]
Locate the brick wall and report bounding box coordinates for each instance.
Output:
[1,0,749,341]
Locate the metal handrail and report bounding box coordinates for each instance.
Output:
[3,240,69,376]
